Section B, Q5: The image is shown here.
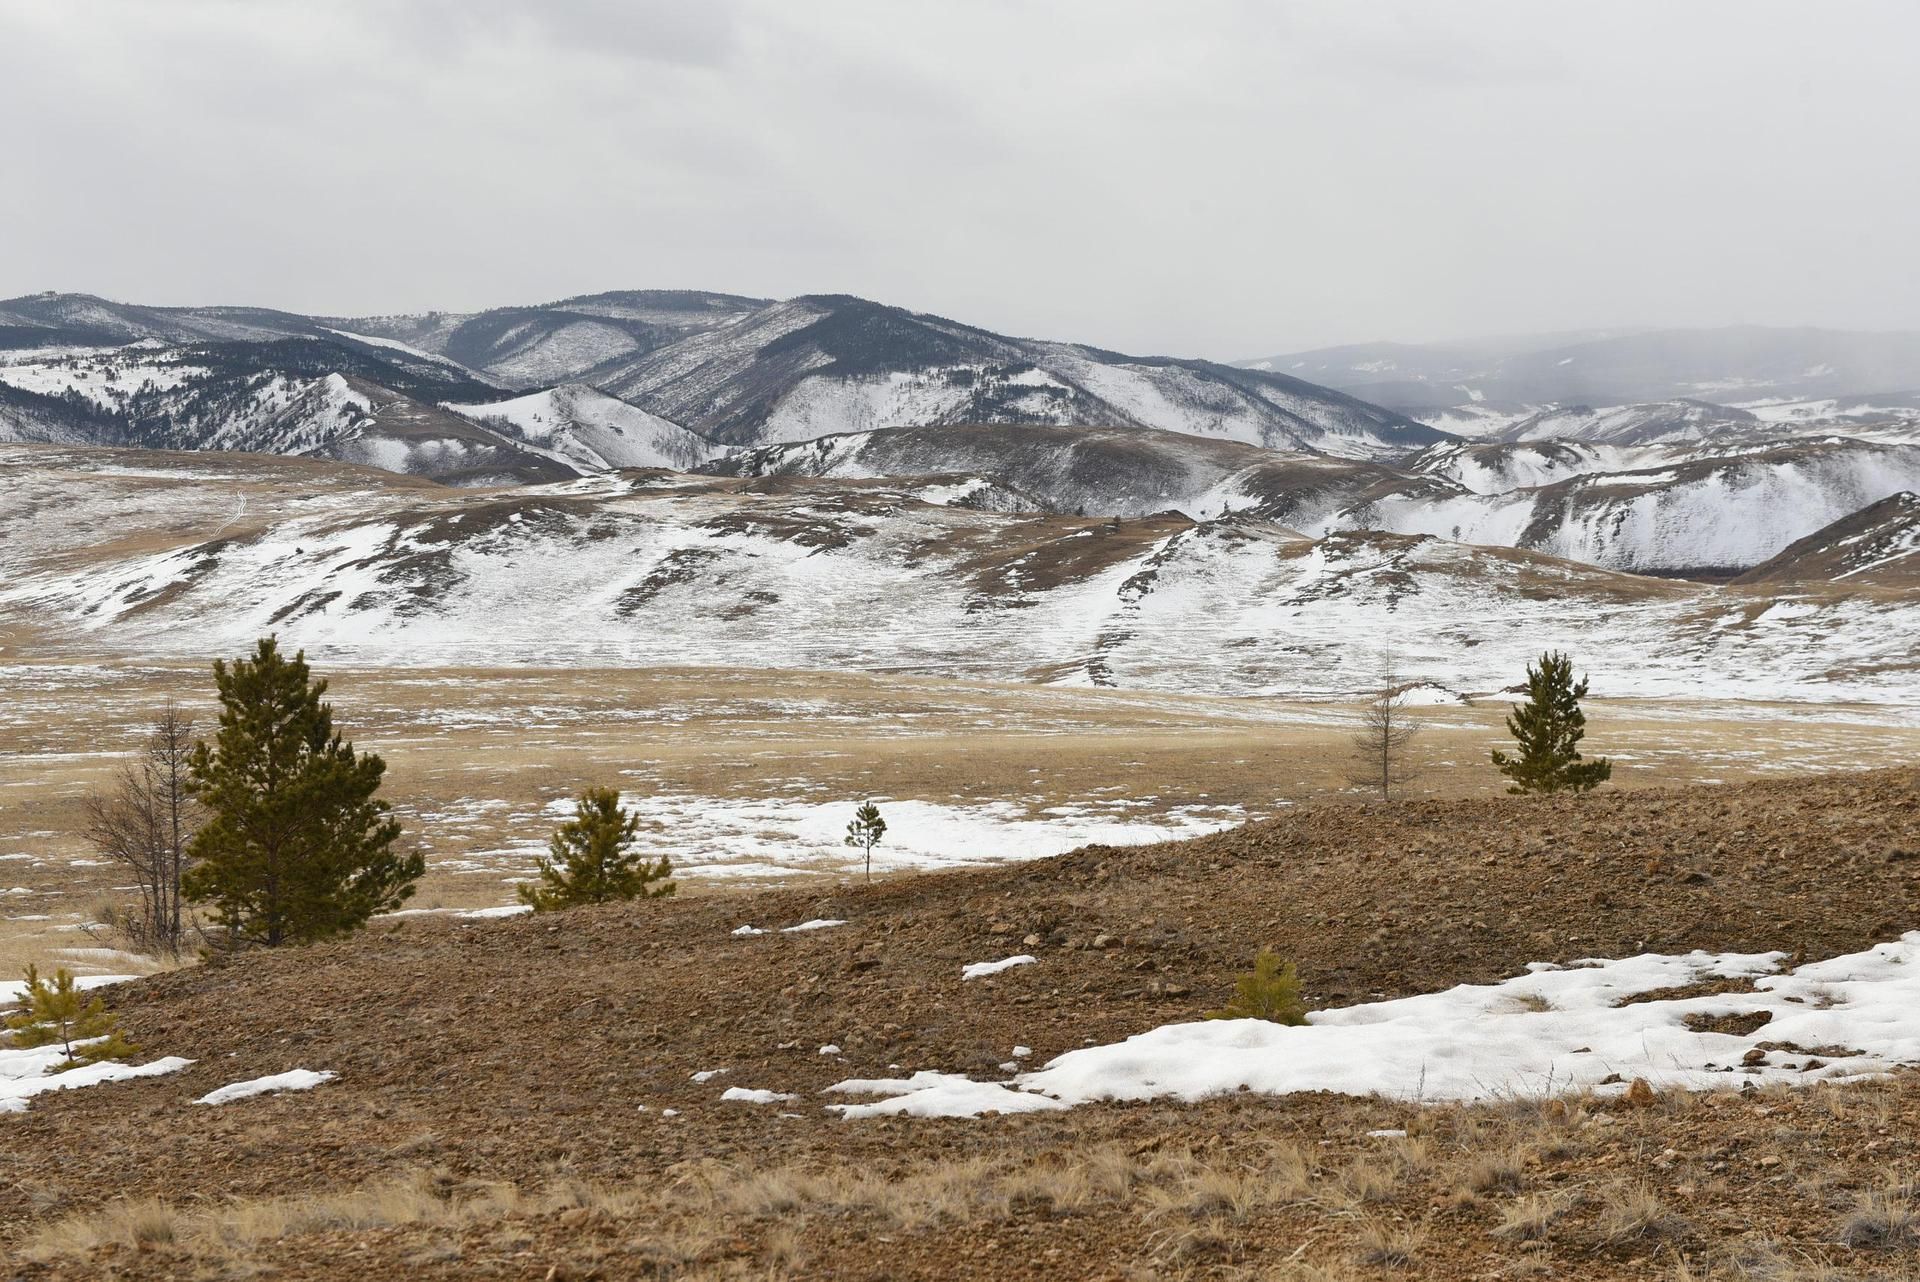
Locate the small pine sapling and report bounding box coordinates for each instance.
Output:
[844,801,886,882]
[1491,650,1613,795]
[6,965,140,1071]
[520,787,675,911]
[1207,948,1308,1024]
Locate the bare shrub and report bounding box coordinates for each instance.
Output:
[1348,651,1423,802]
[83,701,199,956]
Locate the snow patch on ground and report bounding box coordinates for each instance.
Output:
[721,1086,800,1104]
[962,955,1037,980]
[827,934,1920,1117]
[1,1050,193,1114]
[825,1071,1069,1119]
[194,1069,336,1106]
[541,795,1243,879]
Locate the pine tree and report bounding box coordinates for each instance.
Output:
[183,638,421,946]
[844,801,886,882]
[520,787,674,911]
[1491,650,1613,795]
[1206,949,1308,1024]
[6,965,140,1071]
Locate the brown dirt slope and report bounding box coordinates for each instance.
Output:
[7,767,1920,1279]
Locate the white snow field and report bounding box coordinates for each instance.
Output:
[826,933,1920,1118]
[539,795,1245,880]
[194,1069,336,1106]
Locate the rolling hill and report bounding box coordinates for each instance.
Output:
[1733,491,1920,587]
[2,444,1911,702]
[0,341,568,485]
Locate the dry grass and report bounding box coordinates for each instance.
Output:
[23,1141,1338,1266]
[1334,1157,1398,1206]
[1354,1217,1424,1268]
[25,1086,1920,1278]
[1464,1145,1532,1195]
[1833,1176,1919,1250]
[7,652,1918,968]
[1593,1181,1693,1246]
[1490,1193,1566,1243]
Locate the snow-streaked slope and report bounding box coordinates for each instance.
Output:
[1350,440,1920,573]
[595,295,1444,458]
[1403,440,1669,494]
[3,444,1914,703]
[1495,399,1767,446]
[445,384,723,472]
[1734,492,1920,587]
[705,422,1446,524]
[0,346,570,486]
[330,290,769,388]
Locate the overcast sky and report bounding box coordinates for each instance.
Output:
[3,0,1917,358]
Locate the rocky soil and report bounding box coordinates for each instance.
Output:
[6,767,1920,1279]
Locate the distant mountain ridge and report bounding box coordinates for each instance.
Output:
[1244,326,1920,413]
[0,289,1443,461]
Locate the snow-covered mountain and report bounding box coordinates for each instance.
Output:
[0,289,1442,464]
[0,341,570,485]
[1349,440,1920,575]
[1491,400,1765,446]
[703,423,1920,578]
[444,384,723,473]
[1402,440,1660,494]
[3,444,1911,701]
[592,295,1442,458]
[1243,326,1920,412]
[329,290,769,387]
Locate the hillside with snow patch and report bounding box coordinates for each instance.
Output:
[1342,440,1920,574]
[2,444,1913,702]
[1734,491,1920,587]
[445,384,724,472]
[0,343,569,485]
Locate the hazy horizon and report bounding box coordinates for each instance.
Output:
[4,1,1917,358]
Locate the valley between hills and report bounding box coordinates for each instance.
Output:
[1,293,1918,1281]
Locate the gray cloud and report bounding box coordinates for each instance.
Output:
[1,0,1916,356]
